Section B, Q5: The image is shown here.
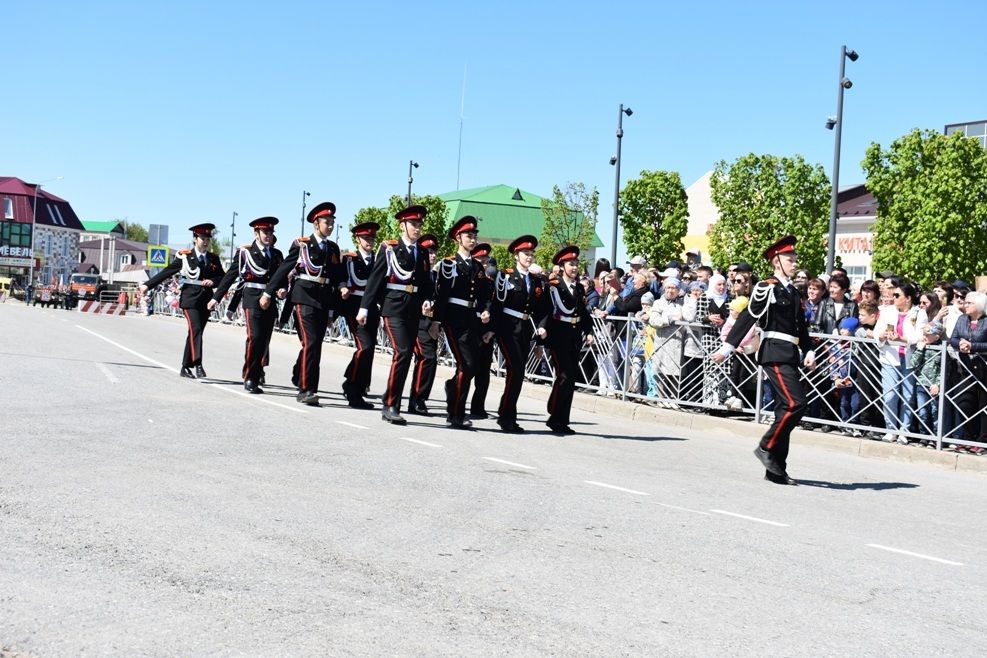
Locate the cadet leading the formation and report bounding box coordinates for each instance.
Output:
[140,222,225,378]
[358,205,436,425]
[713,234,816,485]
[264,201,347,406]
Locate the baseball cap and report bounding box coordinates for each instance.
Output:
[627,255,647,266]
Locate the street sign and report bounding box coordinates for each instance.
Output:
[147,245,169,267]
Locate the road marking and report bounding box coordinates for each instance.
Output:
[710,510,789,527]
[396,436,443,448]
[866,544,963,566]
[97,362,120,383]
[584,481,650,496]
[336,420,368,430]
[206,383,307,414]
[483,457,536,470]
[655,502,711,516]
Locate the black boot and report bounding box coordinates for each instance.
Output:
[381,406,407,425]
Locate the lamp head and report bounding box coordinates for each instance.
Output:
[846,49,859,62]
[825,117,837,130]
[412,161,419,168]
[609,155,618,166]
[841,77,853,89]
[623,107,633,116]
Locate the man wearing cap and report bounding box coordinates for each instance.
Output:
[265,201,347,405]
[359,205,436,424]
[713,235,816,485]
[537,246,595,435]
[622,255,647,299]
[338,221,381,409]
[209,217,285,393]
[468,242,497,420]
[141,223,226,378]
[490,235,546,433]
[432,216,491,429]
[408,233,441,415]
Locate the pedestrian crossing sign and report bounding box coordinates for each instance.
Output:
[148,245,169,267]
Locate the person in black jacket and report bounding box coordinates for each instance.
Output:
[817,274,859,335]
[264,202,347,405]
[408,234,441,416]
[209,217,286,393]
[141,223,225,379]
[338,221,381,409]
[468,243,497,420]
[713,235,817,485]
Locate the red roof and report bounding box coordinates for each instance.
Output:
[0,176,83,230]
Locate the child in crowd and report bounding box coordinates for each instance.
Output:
[830,317,862,436]
[720,296,758,411]
[909,320,945,445]
[853,300,884,436]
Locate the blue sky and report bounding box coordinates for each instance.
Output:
[7,1,985,259]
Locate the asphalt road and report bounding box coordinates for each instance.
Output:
[2,303,985,657]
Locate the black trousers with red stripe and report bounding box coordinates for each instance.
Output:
[242,306,277,382]
[344,312,379,394]
[410,322,438,404]
[443,323,479,418]
[546,327,583,427]
[292,304,330,394]
[760,362,807,471]
[380,313,417,409]
[470,335,495,414]
[496,328,529,426]
[181,305,210,368]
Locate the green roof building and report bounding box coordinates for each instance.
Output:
[438,184,604,250]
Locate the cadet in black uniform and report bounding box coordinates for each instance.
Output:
[339,221,380,409]
[537,246,595,435]
[713,235,817,485]
[408,233,440,416]
[433,216,492,429]
[141,223,225,378]
[358,205,436,425]
[264,201,347,405]
[209,216,286,394]
[490,235,547,433]
[469,243,496,419]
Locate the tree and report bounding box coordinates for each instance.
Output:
[863,128,987,287]
[490,244,512,271]
[619,170,689,268]
[122,221,149,243]
[709,153,830,277]
[537,182,599,269]
[352,194,451,256]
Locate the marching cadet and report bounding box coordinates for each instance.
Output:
[408,233,440,416]
[357,205,436,425]
[490,235,546,433]
[339,221,381,409]
[432,216,491,429]
[208,216,285,394]
[468,243,496,420]
[264,201,347,406]
[140,223,225,378]
[537,245,594,435]
[713,235,816,485]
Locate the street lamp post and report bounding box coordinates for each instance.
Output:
[825,45,859,274]
[229,211,238,262]
[609,104,633,265]
[407,160,419,206]
[28,176,64,286]
[300,190,311,236]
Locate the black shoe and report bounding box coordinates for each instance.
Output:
[297,391,320,406]
[764,471,798,485]
[347,396,374,410]
[469,410,490,420]
[446,416,473,429]
[382,406,407,425]
[754,447,784,476]
[547,423,576,435]
[180,367,195,378]
[244,380,263,394]
[195,365,207,378]
[406,399,430,416]
[498,422,525,434]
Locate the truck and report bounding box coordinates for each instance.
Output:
[69,273,100,300]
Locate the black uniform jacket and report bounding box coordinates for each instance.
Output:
[338,249,376,318]
[724,278,812,365]
[432,253,492,325]
[145,249,225,309]
[360,239,434,318]
[537,276,594,341]
[491,268,548,338]
[266,234,344,311]
[213,242,285,311]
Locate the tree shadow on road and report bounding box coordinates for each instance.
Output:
[796,479,920,491]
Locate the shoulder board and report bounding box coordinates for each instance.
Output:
[297,236,311,243]
[443,256,455,262]
[240,244,252,249]
[177,249,191,255]
[548,275,562,287]
[342,251,357,258]
[759,278,777,286]
[505,268,515,274]
[385,239,399,246]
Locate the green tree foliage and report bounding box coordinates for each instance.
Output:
[353,194,451,256]
[490,244,512,271]
[619,170,689,268]
[537,182,599,269]
[863,129,987,287]
[122,221,149,243]
[709,153,830,277]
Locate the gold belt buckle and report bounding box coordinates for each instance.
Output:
[521,313,529,320]
[468,301,476,308]
[794,337,800,345]
[570,317,579,325]
[405,284,414,293]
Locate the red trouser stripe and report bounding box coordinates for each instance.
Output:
[497,335,515,416]
[412,336,426,395]
[767,364,795,450]
[183,309,197,362]
[547,350,560,413]
[382,317,400,407]
[295,305,309,391]
[444,326,466,410]
[243,308,253,380]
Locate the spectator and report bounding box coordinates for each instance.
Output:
[793,269,811,296]
[948,291,987,452]
[612,272,649,316]
[622,256,648,298]
[804,278,828,334]
[720,295,758,410]
[732,272,752,299]
[650,277,686,399]
[694,265,713,283]
[910,320,945,442]
[831,317,862,436]
[705,274,730,329]
[818,274,858,334]
[874,282,928,444]
[853,300,884,436]
[858,280,880,306]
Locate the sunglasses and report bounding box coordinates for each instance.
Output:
[893,292,903,298]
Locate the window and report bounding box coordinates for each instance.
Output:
[2,198,12,220]
[119,253,131,267]
[0,221,32,248]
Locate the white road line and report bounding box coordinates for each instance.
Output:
[336,420,369,430]
[483,457,536,470]
[96,362,120,384]
[866,544,964,566]
[709,510,789,527]
[584,481,650,496]
[655,502,711,516]
[206,383,307,414]
[396,436,443,448]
